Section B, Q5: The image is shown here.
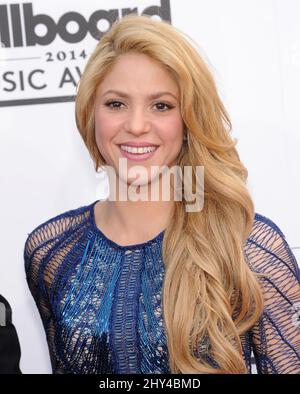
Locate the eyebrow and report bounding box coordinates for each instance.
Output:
[101,89,178,100]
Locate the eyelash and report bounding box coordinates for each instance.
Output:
[104,100,175,112]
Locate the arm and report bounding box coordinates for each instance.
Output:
[246,215,300,374]
[24,217,70,373]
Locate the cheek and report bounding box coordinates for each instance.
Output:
[94,113,116,148]
[94,113,120,167]
[161,116,184,145]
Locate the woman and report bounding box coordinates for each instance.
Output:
[24,14,300,374]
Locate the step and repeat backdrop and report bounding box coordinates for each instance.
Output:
[0,0,299,373]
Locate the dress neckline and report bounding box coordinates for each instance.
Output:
[88,199,165,251]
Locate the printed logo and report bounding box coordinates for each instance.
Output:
[0,1,171,107]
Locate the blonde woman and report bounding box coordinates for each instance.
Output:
[24,14,300,374]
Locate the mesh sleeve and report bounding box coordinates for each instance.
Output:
[246,215,300,374]
[23,214,80,373]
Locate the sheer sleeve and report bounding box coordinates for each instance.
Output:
[23,213,81,373]
[245,214,300,374]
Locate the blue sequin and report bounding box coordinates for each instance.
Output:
[24,200,300,374]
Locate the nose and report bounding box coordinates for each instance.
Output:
[124,106,151,135]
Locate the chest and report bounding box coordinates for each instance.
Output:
[49,242,169,373]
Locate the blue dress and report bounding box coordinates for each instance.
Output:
[24,200,300,374]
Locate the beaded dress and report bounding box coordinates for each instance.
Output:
[24,200,300,374]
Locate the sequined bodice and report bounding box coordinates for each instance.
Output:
[24,200,300,374]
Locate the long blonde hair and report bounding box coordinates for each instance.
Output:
[75,14,264,373]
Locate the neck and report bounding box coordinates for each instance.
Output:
[102,173,175,238]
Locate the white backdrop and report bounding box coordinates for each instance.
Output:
[0,0,299,374]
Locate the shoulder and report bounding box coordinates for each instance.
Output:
[23,201,93,272]
[244,212,299,281]
[249,212,286,242]
[247,215,300,373]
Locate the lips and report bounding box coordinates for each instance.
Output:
[120,145,156,154]
[118,145,158,162]
[118,141,159,147]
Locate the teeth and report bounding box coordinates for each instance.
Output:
[120,145,157,154]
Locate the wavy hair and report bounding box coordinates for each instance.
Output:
[75,14,264,373]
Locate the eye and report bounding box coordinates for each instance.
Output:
[104,100,124,110]
[154,102,175,111]
[104,100,175,111]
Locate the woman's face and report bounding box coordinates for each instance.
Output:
[94,52,185,186]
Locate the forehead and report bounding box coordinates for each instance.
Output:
[96,53,179,94]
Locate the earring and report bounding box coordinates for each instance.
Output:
[183,130,188,142]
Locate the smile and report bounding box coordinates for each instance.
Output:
[120,145,157,154]
[118,145,159,161]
